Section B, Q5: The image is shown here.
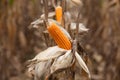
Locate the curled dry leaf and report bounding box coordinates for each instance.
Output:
[30,46,67,62]
[35,51,66,62]
[27,60,52,80]
[75,52,91,78]
[70,23,89,33]
[41,12,55,19]
[71,0,83,5]
[27,46,68,79]
[31,19,43,28]
[31,12,55,28]
[50,50,73,74]
[34,61,52,80]
[31,19,43,25]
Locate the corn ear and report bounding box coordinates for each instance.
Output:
[55,6,62,23]
[47,23,71,50]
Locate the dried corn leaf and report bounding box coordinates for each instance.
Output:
[31,19,43,25]
[27,46,68,79]
[71,0,82,5]
[50,50,73,73]
[27,61,51,79]
[70,23,89,33]
[75,52,91,78]
[33,46,66,60]
[36,51,66,62]
[41,12,55,19]
[31,12,55,27]
[34,61,52,80]
[27,46,65,68]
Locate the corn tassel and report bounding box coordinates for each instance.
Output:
[55,6,62,23]
[47,23,71,50]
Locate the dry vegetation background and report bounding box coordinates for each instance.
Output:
[0,0,120,80]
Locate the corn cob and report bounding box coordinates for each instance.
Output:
[47,23,71,50]
[55,6,62,23]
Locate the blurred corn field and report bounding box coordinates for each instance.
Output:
[0,0,120,80]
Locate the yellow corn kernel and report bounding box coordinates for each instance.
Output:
[55,6,62,23]
[47,23,71,50]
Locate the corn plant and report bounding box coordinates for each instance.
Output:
[27,0,90,80]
